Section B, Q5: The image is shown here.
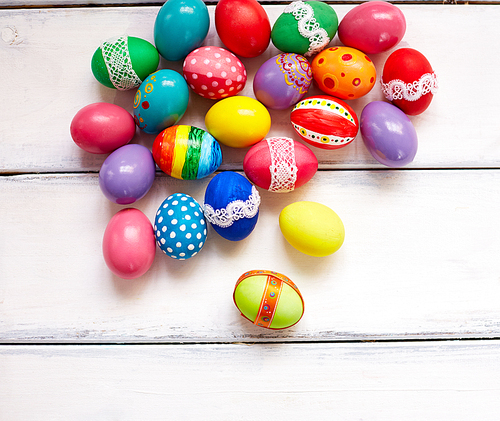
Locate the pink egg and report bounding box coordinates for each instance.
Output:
[102,208,156,279]
[70,102,136,154]
[182,46,247,100]
[243,137,318,193]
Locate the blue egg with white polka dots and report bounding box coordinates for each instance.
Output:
[154,193,207,260]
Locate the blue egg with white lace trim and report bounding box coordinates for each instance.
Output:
[203,172,260,241]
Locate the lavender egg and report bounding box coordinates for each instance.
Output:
[253,53,312,110]
[360,101,418,168]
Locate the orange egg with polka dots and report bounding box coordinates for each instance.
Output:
[311,46,376,100]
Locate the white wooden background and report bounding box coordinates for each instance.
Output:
[1,2,500,419]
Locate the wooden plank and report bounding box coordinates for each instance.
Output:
[0,5,499,172]
[1,170,499,343]
[1,341,500,419]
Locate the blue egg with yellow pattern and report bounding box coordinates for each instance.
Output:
[133,69,189,135]
[154,193,207,260]
[204,172,261,242]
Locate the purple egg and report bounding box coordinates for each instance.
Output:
[99,144,156,204]
[360,101,418,167]
[253,53,312,110]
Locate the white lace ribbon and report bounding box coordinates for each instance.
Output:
[204,186,261,228]
[382,72,439,102]
[101,35,143,91]
[284,1,330,57]
[268,137,298,193]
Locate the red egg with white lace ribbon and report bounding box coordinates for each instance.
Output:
[381,48,438,116]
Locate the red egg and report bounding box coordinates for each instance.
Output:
[183,46,247,99]
[243,137,318,193]
[290,95,359,150]
[215,0,271,58]
[381,48,438,116]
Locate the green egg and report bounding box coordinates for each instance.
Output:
[271,1,338,57]
[91,36,160,90]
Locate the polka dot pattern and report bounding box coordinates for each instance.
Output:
[182,46,247,100]
[154,193,207,260]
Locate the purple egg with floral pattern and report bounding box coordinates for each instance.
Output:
[253,53,312,110]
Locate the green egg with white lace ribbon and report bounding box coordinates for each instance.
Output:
[91,35,160,91]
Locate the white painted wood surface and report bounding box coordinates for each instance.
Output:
[1,2,500,419]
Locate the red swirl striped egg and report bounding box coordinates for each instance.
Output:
[290,95,359,150]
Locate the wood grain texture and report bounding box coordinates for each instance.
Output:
[0,5,499,173]
[1,170,499,343]
[1,341,500,420]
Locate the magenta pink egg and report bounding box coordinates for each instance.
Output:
[243,137,318,193]
[102,208,156,279]
[338,1,406,54]
[183,46,247,100]
[70,102,136,154]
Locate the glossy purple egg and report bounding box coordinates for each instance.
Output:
[99,144,156,204]
[253,53,312,110]
[360,101,418,167]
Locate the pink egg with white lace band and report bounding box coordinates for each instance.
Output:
[183,46,247,100]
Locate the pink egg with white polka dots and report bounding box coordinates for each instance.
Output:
[183,46,247,100]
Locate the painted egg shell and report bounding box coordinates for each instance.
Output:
[271,0,338,57]
[290,95,359,150]
[133,70,189,135]
[311,46,376,100]
[103,208,156,279]
[154,0,209,61]
[183,47,247,100]
[215,0,271,58]
[279,201,345,257]
[253,53,312,110]
[70,102,136,154]
[205,96,271,148]
[204,171,260,241]
[338,1,406,54]
[154,193,207,260]
[91,36,159,91]
[243,137,318,192]
[152,125,222,180]
[99,144,156,204]
[382,48,438,116]
[360,101,418,167]
[233,270,304,330]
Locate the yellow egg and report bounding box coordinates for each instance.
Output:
[205,96,271,148]
[279,201,345,257]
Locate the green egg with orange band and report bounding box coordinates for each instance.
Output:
[233,270,304,330]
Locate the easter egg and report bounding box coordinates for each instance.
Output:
[360,101,418,167]
[154,193,207,260]
[253,53,312,110]
[243,137,318,192]
[102,208,156,279]
[279,201,345,257]
[204,172,260,241]
[381,48,438,115]
[91,35,160,91]
[215,0,271,58]
[152,125,222,180]
[154,0,210,61]
[312,46,376,100]
[133,70,189,135]
[233,270,304,330]
[290,95,359,150]
[271,0,338,57]
[205,96,271,148]
[99,144,156,205]
[338,1,406,54]
[70,102,136,154]
[183,46,247,100]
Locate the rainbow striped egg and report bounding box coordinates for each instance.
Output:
[152,125,223,180]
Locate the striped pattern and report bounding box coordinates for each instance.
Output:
[152,125,222,180]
